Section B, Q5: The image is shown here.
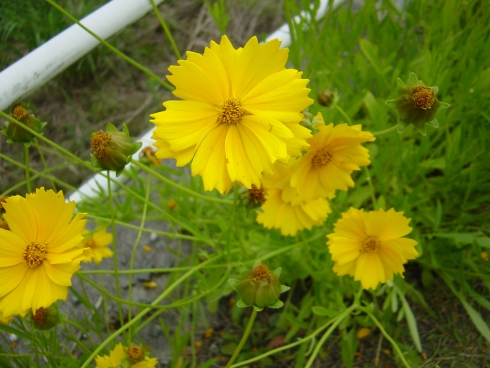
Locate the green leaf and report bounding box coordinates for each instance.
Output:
[396,287,422,352]
[359,39,383,75]
[311,306,339,317]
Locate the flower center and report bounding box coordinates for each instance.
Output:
[127,345,144,361]
[31,307,48,325]
[217,98,245,125]
[91,131,110,157]
[252,263,274,282]
[411,86,434,109]
[312,147,333,168]
[85,239,96,248]
[12,105,28,121]
[361,236,380,253]
[24,242,47,268]
[249,185,266,203]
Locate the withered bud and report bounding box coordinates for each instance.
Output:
[317,89,333,106]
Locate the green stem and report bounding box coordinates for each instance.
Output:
[304,304,358,368]
[226,308,258,368]
[233,183,247,255]
[150,0,182,60]
[363,166,377,209]
[131,159,233,205]
[373,125,398,136]
[283,0,300,69]
[80,255,222,368]
[46,0,173,91]
[335,104,353,125]
[128,176,150,338]
[33,139,57,191]
[24,145,31,193]
[106,172,124,330]
[359,306,412,368]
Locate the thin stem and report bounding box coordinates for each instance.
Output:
[363,166,377,209]
[128,176,150,338]
[233,184,247,255]
[46,0,173,91]
[150,0,182,60]
[226,308,258,368]
[106,172,124,329]
[33,139,57,191]
[359,306,412,368]
[24,145,31,193]
[80,255,221,368]
[131,159,233,205]
[283,0,300,69]
[373,125,398,136]
[304,304,357,368]
[335,104,353,125]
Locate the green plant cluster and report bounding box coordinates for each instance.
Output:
[1,0,489,367]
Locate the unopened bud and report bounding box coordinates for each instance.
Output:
[90,123,142,176]
[386,73,450,135]
[317,89,333,106]
[30,305,60,330]
[229,261,290,311]
[2,105,47,145]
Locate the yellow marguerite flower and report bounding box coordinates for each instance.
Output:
[256,160,332,236]
[0,188,88,317]
[290,113,375,201]
[151,35,313,194]
[327,208,418,290]
[83,228,113,264]
[0,311,12,325]
[95,343,158,368]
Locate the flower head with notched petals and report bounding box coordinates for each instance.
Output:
[256,160,333,236]
[290,113,374,202]
[151,35,313,194]
[327,208,418,290]
[95,343,158,368]
[0,188,88,317]
[82,228,113,264]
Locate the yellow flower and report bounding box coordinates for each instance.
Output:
[82,228,113,264]
[327,208,418,290]
[290,113,375,201]
[151,35,313,194]
[0,311,12,325]
[0,188,88,317]
[95,343,158,368]
[256,160,332,236]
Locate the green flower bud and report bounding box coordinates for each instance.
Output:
[229,261,290,311]
[241,184,266,209]
[386,73,450,135]
[317,89,333,106]
[90,123,142,176]
[30,305,60,330]
[2,105,47,146]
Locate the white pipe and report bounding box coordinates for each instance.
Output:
[0,0,164,111]
[266,0,342,46]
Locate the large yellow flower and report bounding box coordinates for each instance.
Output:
[327,208,418,290]
[95,343,158,368]
[256,160,332,236]
[82,228,113,264]
[151,35,313,194]
[0,188,88,317]
[290,114,375,201]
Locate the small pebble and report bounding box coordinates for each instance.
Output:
[9,334,19,342]
[121,280,136,290]
[209,342,219,355]
[150,325,162,338]
[149,232,158,242]
[119,255,128,266]
[70,295,81,306]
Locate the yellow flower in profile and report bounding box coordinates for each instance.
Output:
[256,160,333,236]
[82,228,113,264]
[290,113,375,202]
[95,343,158,368]
[151,35,313,194]
[0,188,88,317]
[327,208,418,290]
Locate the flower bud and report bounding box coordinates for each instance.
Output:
[229,261,290,311]
[386,73,450,135]
[127,344,145,362]
[2,105,47,145]
[317,89,333,106]
[242,184,266,208]
[90,123,142,176]
[30,305,60,330]
[139,146,160,167]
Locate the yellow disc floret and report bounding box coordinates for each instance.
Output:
[217,98,246,125]
[23,242,47,268]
